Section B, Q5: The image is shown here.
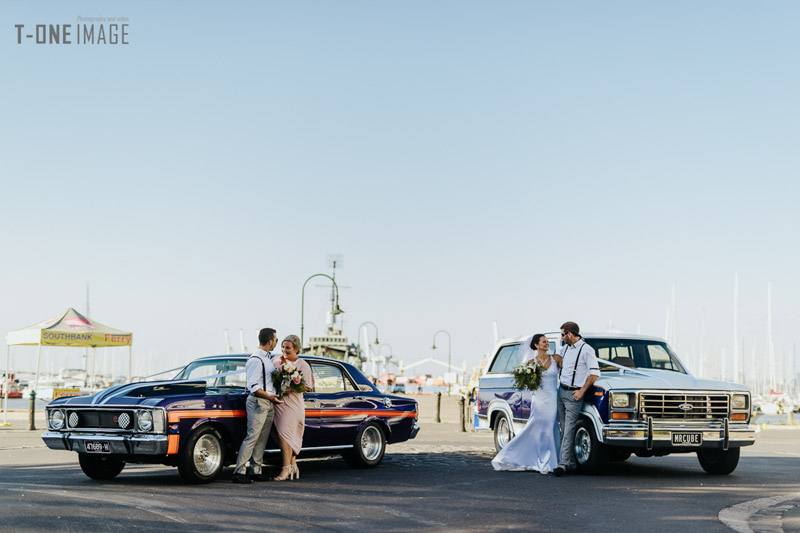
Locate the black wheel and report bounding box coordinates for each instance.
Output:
[697,448,740,475]
[78,454,125,480]
[574,419,609,475]
[178,426,225,483]
[609,449,632,462]
[493,413,514,453]
[343,422,387,468]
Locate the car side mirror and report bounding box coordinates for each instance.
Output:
[358,384,373,392]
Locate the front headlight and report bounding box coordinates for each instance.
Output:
[611,393,630,408]
[49,409,65,430]
[137,410,153,432]
[731,394,747,410]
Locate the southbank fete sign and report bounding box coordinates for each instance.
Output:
[39,331,132,347]
[53,388,81,399]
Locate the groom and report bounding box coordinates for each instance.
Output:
[554,321,600,477]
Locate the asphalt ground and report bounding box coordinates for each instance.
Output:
[1,395,799,532]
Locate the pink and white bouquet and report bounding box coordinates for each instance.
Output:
[271,360,308,398]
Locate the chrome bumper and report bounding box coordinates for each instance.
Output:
[602,421,755,449]
[42,431,169,455]
[408,423,421,440]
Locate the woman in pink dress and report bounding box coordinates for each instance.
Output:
[271,334,314,481]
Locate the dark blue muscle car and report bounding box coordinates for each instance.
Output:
[42,354,420,483]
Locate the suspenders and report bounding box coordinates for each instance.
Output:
[561,343,585,388]
[249,355,268,394]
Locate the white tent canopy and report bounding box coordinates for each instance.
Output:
[3,308,133,424]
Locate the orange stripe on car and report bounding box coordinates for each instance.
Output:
[305,410,415,418]
[167,410,246,423]
[165,410,246,455]
[167,435,180,454]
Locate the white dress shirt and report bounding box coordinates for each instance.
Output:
[245,348,277,395]
[559,339,600,388]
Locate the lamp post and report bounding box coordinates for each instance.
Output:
[301,274,343,349]
[379,343,393,377]
[432,330,452,395]
[358,322,380,378]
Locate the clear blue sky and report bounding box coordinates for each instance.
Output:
[1,1,798,379]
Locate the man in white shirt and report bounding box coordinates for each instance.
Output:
[232,328,282,484]
[554,321,600,477]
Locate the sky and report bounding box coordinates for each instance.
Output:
[1,1,798,383]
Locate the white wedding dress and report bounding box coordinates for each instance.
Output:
[491,351,561,472]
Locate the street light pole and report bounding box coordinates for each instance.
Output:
[358,322,380,378]
[432,329,452,395]
[379,343,393,377]
[301,273,343,349]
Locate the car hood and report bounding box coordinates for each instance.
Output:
[596,369,749,392]
[48,380,208,407]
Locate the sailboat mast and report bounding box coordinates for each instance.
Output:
[768,282,776,392]
[733,274,739,383]
[700,308,707,378]
[753,341,760,397]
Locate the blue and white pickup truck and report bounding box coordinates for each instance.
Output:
[476,333,755,475]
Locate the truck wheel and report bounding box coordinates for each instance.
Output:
[178,426,225,483]
[697,448,740,475]
[78,453,125,480]
[574,419,608,475]
[343,422,386,468]
[610,449,632,462]
[493,413,514,453]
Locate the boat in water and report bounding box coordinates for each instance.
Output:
[1,372,23,399]
[302,260,364,369]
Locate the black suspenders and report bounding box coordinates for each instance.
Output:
[249,355,267,393]
[569,344,585,388]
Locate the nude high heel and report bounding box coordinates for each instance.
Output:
[292,464,299,480]
[274,465,293,481]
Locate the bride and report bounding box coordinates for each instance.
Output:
[491,334,561,473]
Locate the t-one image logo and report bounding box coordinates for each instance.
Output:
[15,17,130,45]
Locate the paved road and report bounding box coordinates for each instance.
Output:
[1,398,799,532]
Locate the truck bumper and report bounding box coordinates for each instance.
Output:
[602,420,755,449]
[42,431,169,455]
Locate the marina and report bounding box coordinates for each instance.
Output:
[3,1,800,531]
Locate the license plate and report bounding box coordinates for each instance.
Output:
[672,432,702,446]
[85,441,111,454]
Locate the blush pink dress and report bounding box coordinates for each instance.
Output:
[271,356,315,455]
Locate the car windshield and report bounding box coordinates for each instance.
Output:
[585,339,686,374]
[174,358,247,388]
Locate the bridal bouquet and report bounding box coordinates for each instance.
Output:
[271,360,308,398]
[511,361,543,392]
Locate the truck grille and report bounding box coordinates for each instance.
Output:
[66,409,135,430]
[639,393,729,420]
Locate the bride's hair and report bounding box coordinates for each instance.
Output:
[530,334,546,349]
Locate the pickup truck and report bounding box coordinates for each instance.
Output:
[476,333,755,474]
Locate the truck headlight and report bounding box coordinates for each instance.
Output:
[731,394,747,410]
[611,393,630,408]
[49,409,65,430]
[137,410,153,432]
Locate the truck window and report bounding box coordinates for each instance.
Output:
[488,345,521,374]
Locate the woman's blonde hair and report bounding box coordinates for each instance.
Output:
[282,334,301,353]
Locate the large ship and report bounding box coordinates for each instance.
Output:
[302,260,364,369]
